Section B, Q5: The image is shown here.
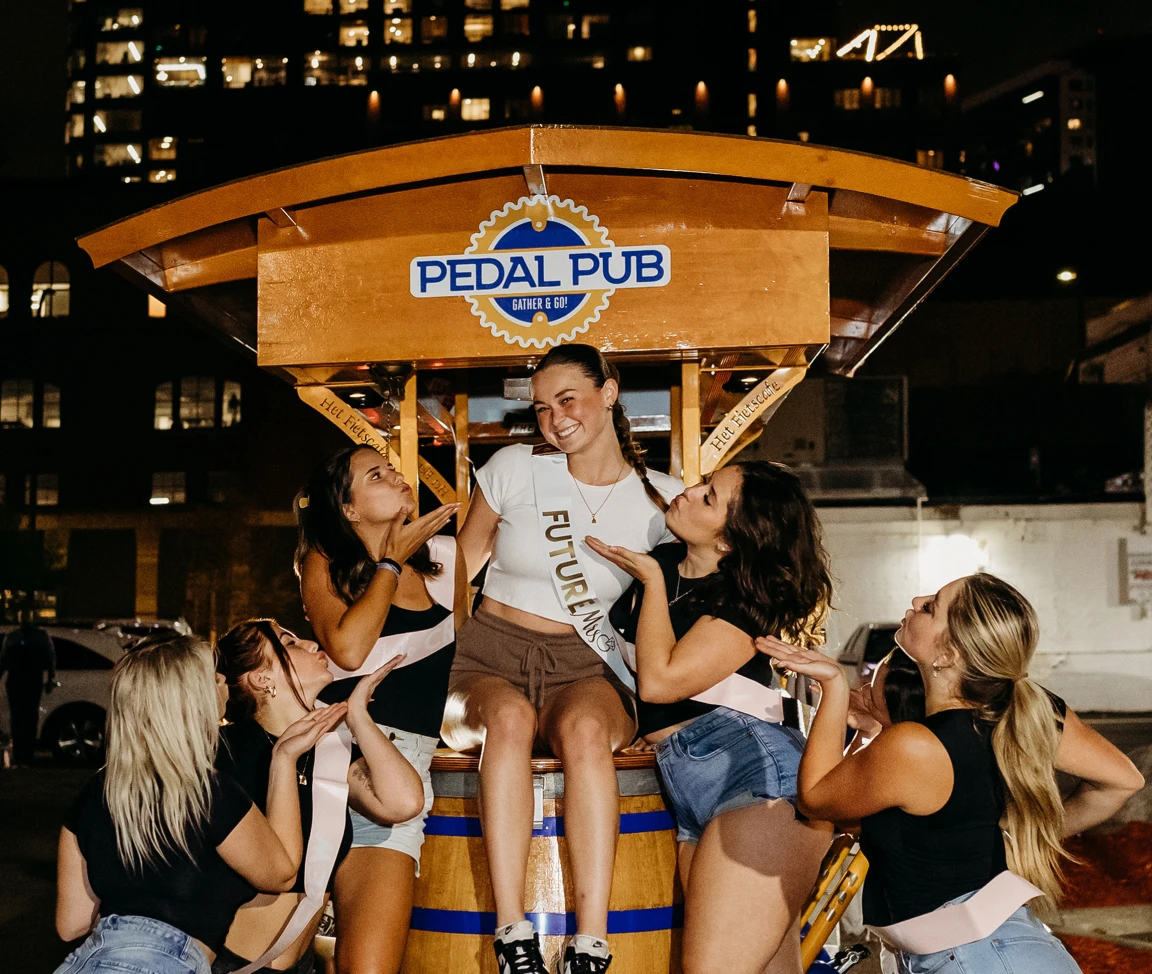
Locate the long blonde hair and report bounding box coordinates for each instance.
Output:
[104,636,221,872]
[946,573,1066,906]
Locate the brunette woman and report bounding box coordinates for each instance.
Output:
[55,637,339,974]
[589,461,833,974]
[212,620,425,974]
[445,343,682,974]
[296,447,466,974]
[760,574,1145,974]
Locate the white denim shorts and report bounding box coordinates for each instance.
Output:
[349,724,437,875]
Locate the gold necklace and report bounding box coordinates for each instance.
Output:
[571,459,628,524]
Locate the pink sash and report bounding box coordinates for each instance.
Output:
[871,871,1043,955]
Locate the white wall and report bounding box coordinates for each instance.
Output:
[819,503,1152,712]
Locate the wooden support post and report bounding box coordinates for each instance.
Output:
[681,362,701,486]
[669,384,683,481]
[400,371,419,516]
[455,385,470,532]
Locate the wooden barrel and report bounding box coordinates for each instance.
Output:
[401,749,682,974]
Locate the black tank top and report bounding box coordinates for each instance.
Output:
[859,709,1009,926]
[318,603,454,738]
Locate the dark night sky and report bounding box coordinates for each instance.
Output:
[1,1,1150,180]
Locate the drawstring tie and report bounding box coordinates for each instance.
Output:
[522,640,559,710]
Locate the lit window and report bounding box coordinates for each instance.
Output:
[339,0,369,10]
[180,377,217,429]
[503,12,529,35]
[68,80,86,107]
[747,124,757,136]
[834,88,860,110]
[1067,117,1082,130]
[461,97,491,121]
[464,15,494,42]
[916,149,943,169]
[0,265,7,317]
[101,8,143,31]
[32,262,70,318]
[93,109,142,133]
[627,46,652,61]
[148,295,167,317]
[341,21,370,46]
[501,0,529,7]
[154,382,173,430]
[874,87,901,108]
[69,114,84,140]
[383,18,412,44]
[747,47,757,72]
[790,37,832,62]
[149,169,177,183]
[384,0,411,10]
[747,92,757,118]
[222,381,242,427]
[43,384,61,429]
[96,40,144,64]
[424,104,447,120]
[95,74,144,98]
[0,380,34,428]
[303,0,333,12]
[422,15,448,41]
[748,9,756,31]
[548,15,575,39]
[146,136,176,161]
[36,474,59,507]
[155,58,207,87]
[465,0,492,7]
[70,49,87,74]
[581,14,609,39]
[94,143,144,167]
[150,472,185,506]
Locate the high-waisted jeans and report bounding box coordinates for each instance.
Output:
[53,915,211,974]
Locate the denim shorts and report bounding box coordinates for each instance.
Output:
[349,724,437,875]
[53,915,211,974]
[883,897,1083,974]
[654,706,805,844]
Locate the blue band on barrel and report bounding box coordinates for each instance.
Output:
[410,905,683,936]
[424,809,674,838]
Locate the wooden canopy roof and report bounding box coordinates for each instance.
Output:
[78,125,1015,380]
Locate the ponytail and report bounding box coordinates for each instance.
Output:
[946,573,1068,907]
[536,343,668,513]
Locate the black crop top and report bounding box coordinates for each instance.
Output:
[216,719,353,895]
[609,542,780,737]
[859,693,1066,926]
[319,602,454,738]
[64,769,255,952]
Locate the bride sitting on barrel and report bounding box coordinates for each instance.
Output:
[446,343,682,974]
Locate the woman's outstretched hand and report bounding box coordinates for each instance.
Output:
[585,537,661,585]
[381,504,460,565]
[347,656,406,722]
[754,635,845,687]
[273,702,348,762]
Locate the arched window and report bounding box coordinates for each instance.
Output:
[0,265,8,317]
[31,261,70,317]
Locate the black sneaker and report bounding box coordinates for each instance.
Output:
[559,945,612,974]
[494,932,549,974]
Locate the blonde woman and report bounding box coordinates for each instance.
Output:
[760,574,1145,974]
[54,637,343,974]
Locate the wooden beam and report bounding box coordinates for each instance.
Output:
[669,384,682,481]
[828,214,948,256]
[454,385,470,531]
[681,363,701,486]
[400,372,419,515]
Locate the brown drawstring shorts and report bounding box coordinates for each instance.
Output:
[448,610,637,721]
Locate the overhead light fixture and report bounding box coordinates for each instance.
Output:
[1056,269,1077,282]
[1021,183,1044,196]
[1021,90,1044,104]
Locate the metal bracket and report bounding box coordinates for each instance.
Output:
[532,774,545,830]
[265,207,298,228]
[523,164,548,198]
[787,182,813,203]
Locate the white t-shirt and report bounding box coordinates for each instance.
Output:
[475,444,684,625]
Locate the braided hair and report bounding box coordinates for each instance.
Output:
[534,343,669,513]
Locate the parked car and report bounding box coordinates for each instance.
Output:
[0,618,191,765]
[836,622,901,688]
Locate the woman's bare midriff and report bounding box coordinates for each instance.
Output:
[642,718,696,746]
[479,596,579,635]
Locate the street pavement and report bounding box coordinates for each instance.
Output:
[4,716,1151,973]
